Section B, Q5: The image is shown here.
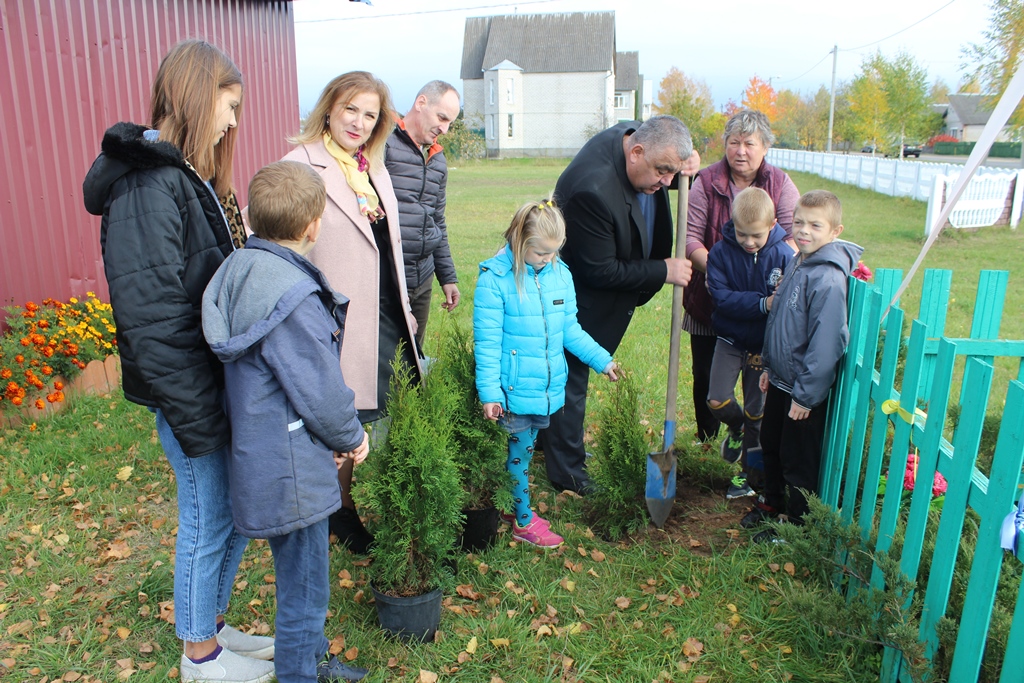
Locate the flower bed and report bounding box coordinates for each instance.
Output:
[1,294,119,428]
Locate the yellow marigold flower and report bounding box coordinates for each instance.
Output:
[69,297,78,304]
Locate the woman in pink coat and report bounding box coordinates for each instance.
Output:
[284,72,423,552]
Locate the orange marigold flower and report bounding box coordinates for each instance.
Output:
[31,334,46,345]
[29,423,37,431]
[11,396,23,406]
[38,320,50,329]
[14,355,24,363]
[54,381,64,391]
[20,338,31,346]
[68,343,79,354]
[54,391,65,402]
[35,399,45,410]
[42,347,54,358]
[22,310,36,318]
[0,369,10,379]
[29,359,39,367]
[25,301,39,311]
[41,366,53,375]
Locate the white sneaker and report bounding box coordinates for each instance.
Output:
[216,624,275,660]
[180,647,275,683]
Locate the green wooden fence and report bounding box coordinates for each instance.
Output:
[819,268,1024,682]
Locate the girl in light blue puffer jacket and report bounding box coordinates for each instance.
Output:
[474,200,619,547]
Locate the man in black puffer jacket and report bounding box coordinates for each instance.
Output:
[385,80,462,351]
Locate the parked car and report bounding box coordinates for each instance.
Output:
[886,144,922,158]
[861,144,877,153]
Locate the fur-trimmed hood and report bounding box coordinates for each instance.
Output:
[83,122,186,215]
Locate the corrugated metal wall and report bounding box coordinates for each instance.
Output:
[0,0,298,310]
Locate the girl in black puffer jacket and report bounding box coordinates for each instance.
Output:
[82,40,276,683]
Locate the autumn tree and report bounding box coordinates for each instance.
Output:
[849,64,888,154]
[931,78,951,103]
[741,76,777,121]
[654,67,725,155]
[962,0,1024,146]
[848,51,930,156]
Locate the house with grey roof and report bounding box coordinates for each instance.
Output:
[942,94,1013,143]
[461,11,643,157]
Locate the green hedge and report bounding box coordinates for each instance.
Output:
[933,141,1022,157]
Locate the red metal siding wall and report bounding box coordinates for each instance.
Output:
[0,0,298,310]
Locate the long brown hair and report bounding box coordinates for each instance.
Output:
[150,39,243,197]
[290,71,393,170]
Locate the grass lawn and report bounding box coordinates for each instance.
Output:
[1,159,1021,682]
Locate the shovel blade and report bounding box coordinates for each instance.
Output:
[645,449,677,528]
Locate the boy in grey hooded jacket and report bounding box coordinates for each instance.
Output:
[203,162,370,682]
[742,190,863,540]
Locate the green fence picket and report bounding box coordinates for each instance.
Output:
[1000,569,1024,683]
[916,269,952,400]
[949,380,1024,681]
[854,302,904,535]
[871,320,929,589]
[918,358,995,661]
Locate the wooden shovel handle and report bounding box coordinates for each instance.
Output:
[664,176,688,449]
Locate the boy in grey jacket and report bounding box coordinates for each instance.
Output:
[741,190,863,541]
[203,161,370,682]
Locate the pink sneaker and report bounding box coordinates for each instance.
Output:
[500,510,550,530]
[513,517,563,547]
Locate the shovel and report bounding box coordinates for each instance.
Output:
[645,173,689,528]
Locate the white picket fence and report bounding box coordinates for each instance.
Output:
[766,149,1024,235]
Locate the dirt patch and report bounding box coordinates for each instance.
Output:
[627,480,754,556]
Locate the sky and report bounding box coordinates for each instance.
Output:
[292,0,992,116]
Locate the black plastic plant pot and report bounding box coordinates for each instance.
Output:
[459,505,500,552]
[371,584,443,642]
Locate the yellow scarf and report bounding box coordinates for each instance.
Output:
[323,132,384,221]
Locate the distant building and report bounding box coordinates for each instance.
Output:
[941,94,1014,143]
[460,11,643,158]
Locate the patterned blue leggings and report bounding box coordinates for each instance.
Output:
[507,427,538,526]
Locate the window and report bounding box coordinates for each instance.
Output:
[507,78,514,104]
[489,80,494,105]
[487,115,495,139]
[614,91,627,109]
[507,114,514,138]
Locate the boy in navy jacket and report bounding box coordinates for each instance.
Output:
[706,187,795,499]
[203,161,370,682]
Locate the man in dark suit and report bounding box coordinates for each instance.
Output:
[539,115,699,494]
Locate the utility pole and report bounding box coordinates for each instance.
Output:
[827,45,838,152]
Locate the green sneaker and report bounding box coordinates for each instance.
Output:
[726,475,756,499]
[720,432,744,464]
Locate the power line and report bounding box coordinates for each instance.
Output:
[777,51,834,84]
[295,0,563,23]
[840,0,957,52]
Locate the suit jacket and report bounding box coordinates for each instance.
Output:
[554,122,672,352]
[283,141,423,411]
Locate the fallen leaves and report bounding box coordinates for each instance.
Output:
[417,669,438,683]
[614,596,631,610]
[682,637,704,661]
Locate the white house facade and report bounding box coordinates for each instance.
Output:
[461,11,641,157]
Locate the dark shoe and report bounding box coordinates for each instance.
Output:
[329,507,374,555]
[550,478,592,496]
[317,654,368,682]
[720,431,744,464]
[740,498,780,529]
[752,528,786,544]
[725,475,756,500]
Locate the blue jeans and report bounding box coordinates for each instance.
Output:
[155,409,247,643]
[269,519,331,682]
